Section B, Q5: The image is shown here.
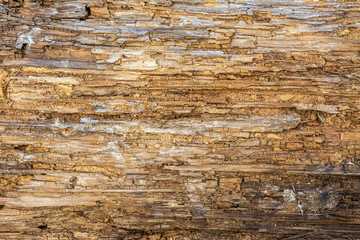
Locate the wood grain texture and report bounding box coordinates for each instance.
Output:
[0,0,360,239]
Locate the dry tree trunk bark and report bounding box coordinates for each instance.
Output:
[0,0,360,239]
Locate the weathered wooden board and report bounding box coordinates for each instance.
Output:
[0,0,360,239]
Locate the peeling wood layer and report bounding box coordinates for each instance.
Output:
[0,0,360,239]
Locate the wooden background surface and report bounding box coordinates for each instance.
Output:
[0,0,360,239]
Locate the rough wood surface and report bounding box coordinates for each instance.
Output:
[0,0,360,239]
